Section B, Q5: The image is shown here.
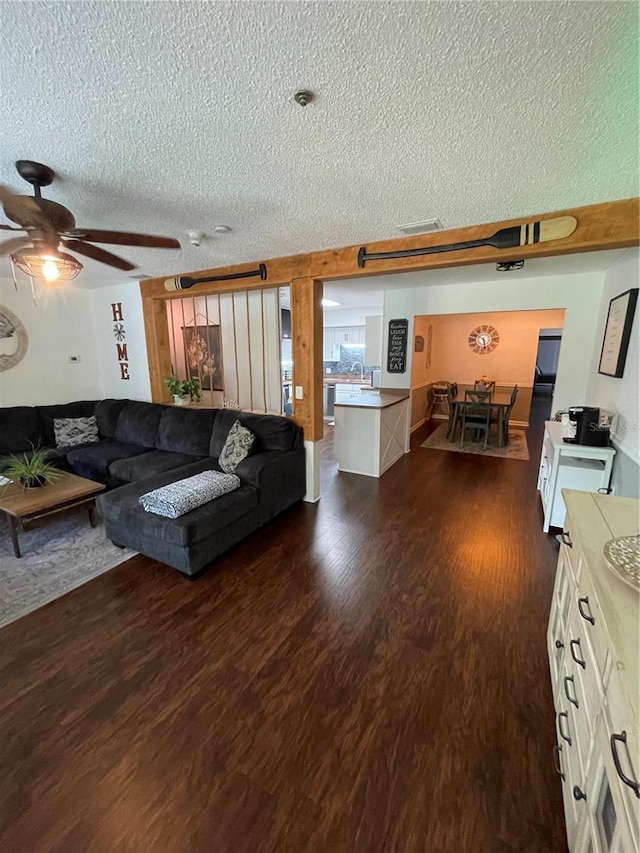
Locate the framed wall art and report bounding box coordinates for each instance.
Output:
[182,324,224,391]
[0,305,29,372]
[598,288,638,378]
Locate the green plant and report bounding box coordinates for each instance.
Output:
[1,447,66,489]
[163,375,201,402]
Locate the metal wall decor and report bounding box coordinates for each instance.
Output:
[468,325,500,355]
[0,305,28,372]
[164,264,267,292]
[357,216,578,267]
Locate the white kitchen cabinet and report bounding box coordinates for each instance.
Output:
[548,491,640,853]
[335,383,360,403]
[332,326,365,344]
[323,328,337,360]
[537,422,616,532]
[365,315,383,366]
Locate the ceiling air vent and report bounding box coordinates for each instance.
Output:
[396,218,443,236]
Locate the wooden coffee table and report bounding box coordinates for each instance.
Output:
[0,473,106,558]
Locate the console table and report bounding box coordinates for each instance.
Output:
[537,421,616,532]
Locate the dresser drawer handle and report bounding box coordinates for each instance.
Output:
[553,745,565,781]
[558,712,572,746]
[610,731,640,798]
[555,639,564,649]
[570,639,586,669]
[561,531,573,548]
[578,597,595,626]
[564,675,579,709]
[573,785,587,802]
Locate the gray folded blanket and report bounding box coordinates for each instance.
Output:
[139,471,241,518]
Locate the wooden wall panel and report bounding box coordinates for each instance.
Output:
[290,278,323,442]
[141,291,173,403]
[311,198,640,281]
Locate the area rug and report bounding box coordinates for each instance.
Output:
[0,512,136,629]
[420,423,530,461]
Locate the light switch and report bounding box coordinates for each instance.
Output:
[295,385,303,399]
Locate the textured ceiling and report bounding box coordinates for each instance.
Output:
[0,1,638,288]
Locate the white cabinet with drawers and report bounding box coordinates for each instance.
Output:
[538,422,616,532]
[548,491,639,853]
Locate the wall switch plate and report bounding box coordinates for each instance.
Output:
[295,385,303,399]
[68,355,81,363]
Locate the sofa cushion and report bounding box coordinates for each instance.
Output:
[54,415,100,448]
[66,440,147,483]
[0,406,41,454]
[156,407,217,456]
[219,419,255,473]
[95,399,128,439]
[109,449,205,483]
[139,471,241,518]
[210,409,302,458]
[97,460,258,547]
[37,401,97,447]
[114,401,164,448]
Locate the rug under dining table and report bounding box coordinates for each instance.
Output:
[420,423,530,461]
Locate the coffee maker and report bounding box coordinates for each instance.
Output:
[563,406,610,446]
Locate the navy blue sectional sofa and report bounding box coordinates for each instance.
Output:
[0,399,306,576]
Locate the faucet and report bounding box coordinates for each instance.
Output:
[351,361,364,381]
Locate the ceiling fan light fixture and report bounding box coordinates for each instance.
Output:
[12,248,83,283]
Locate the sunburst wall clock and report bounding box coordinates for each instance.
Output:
[0,305,29,372]
[468,324,499,355]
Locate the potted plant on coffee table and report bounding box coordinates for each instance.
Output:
[164,375,202,405]
[0,448,66,490]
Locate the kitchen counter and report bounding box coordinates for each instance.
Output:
[334,391,409,409]
[334,390,410,478]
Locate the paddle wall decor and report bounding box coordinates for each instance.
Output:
[0,305,29,372]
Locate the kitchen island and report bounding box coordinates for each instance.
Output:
[334,391,410,477]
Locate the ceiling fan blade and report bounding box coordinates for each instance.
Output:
[0,224,22,231]
[62,239,136,271]
[0,236,29,256]
[65,229,180,249]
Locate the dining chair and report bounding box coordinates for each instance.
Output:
[500,385,519,445]
[460,397,492,449]
[465,389,491,403]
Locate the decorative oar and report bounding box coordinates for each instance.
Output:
[165,264,267,291]
[357,215,578,267]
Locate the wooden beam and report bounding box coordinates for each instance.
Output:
[290,277,323,442]
[141,289,173,403]
[140,253,310,299]
[310,198,640,280]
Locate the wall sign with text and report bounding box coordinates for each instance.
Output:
[111,302,130,380]
[387,319,408,373]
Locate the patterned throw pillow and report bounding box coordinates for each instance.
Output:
[139,471,241,518]
[218,419,255,473]
[53,415,100,448]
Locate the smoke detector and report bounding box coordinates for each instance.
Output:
[187,230,205,246]
[396,218,443,236]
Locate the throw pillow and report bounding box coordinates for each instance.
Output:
[139,471,241,518]
[218,419,255,473]
[53,415,100,448]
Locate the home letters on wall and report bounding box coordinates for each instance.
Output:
[387,319,408,373]
[0,305,29,372]
[111,302,130,380]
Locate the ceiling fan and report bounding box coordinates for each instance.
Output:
[0,160,180,282]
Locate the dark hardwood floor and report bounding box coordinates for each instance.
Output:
[0,414,567,852]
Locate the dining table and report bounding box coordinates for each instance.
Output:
[446,389,514,447]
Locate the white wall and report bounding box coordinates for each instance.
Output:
[0,277,102,405]
[89,282,152,401]
[381,270,605,413]
[585,248,640,496]
[323,305,381,327]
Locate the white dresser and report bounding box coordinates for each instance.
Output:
[548,490,639,852]
[538,421,616,532]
